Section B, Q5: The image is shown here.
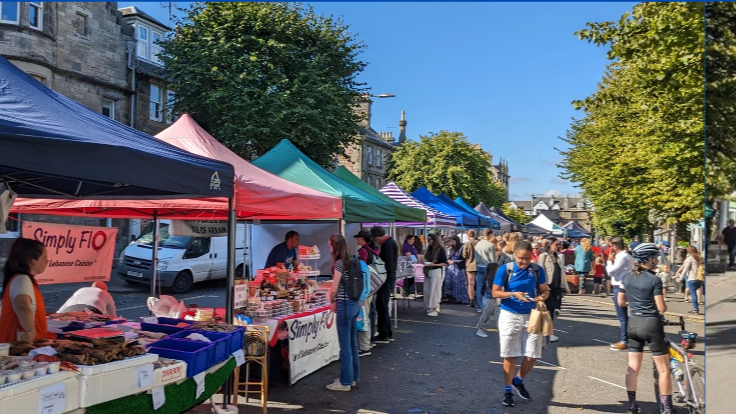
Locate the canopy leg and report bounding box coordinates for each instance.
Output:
[150,211,159,306]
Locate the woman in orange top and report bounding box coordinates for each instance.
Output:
[0,238,55,342]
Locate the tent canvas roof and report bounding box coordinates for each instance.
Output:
[525,223,549,235]
[563,221,591,237]
[332,167,424,223]
[13,116,343,220]
[530,214,565,234]
[411,187,478,227]
[453,197,500,230]
[0,56,234,199]
[252,140,395,223]
[378,182,456,228]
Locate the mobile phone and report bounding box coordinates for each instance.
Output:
[521,293,532,301]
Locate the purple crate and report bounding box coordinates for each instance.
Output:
[168,330,231,365]
[146,339,213,377]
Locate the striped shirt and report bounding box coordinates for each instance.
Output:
[334,259,350,301]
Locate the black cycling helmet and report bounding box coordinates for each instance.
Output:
[632,242,659,262]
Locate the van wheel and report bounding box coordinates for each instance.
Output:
[236,264,244,278]
[170,271,193,294]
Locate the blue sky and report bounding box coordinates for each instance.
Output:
[123,1,638,202]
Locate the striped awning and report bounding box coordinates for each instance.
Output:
[379,181,457,228]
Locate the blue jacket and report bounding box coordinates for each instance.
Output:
[574,245,593,273]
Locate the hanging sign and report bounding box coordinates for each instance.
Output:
[286,310,340,385]
[170,220,228,237]
[24,222,118,285]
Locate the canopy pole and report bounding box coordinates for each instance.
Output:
[150,211,159,302]
[338,219,345,235]
[223,197,236,408]
[243,220,250,280]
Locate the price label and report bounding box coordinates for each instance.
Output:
[151,386,165,410]
[39,383,66,414]
[142,316,158,324]
[232,349,245,366]
[193,372,206,399]
[137,363,154,388]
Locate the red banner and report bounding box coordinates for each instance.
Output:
[24,222,118,284]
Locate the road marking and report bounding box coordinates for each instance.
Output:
[538,360,566,369]
[396,319,499,332]
[554,329,568,333]
[487,361,562,371]
[591,339,611,345]
[117,295,216,311]
[587,376,626,389]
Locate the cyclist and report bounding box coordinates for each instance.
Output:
[618,243,675,414]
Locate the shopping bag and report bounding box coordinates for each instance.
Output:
[527,301,550,335]
[356,306,366,332]
[541,306,554,336]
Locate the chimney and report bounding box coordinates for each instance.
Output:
[530,192,534,215]
[356,94,372,128]
[382,132,394,143]
[398,111,407,144]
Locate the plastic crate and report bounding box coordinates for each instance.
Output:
[229,327,246,353]
[155,317,195,327]
[140,322,187,336]
[168,330,231,365]
[146,339,213,378]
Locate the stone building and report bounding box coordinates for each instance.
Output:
[338,96,406,189]
[509,193,592,231]
[471,144,510,200]
[0,2,175,263]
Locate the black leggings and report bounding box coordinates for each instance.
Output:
[627,316,667,356]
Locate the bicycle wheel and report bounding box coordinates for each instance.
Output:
[687,364,705,414]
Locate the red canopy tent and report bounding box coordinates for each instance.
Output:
[12,114,342,220]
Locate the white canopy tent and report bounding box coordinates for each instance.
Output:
[529,214,565,236]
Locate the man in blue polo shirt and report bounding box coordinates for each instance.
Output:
[264,231,300,270]
[492,240,550,407]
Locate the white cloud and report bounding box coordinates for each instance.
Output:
[550,177,569,185]
[510,177,530,184]
[541,189,563,197]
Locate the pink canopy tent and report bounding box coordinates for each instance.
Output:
[12,114,342,220]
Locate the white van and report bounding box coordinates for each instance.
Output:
[117,220,247,294]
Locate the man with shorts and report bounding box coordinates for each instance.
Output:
[492,241,550,407]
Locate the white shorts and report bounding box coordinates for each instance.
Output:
[498,309,544,359]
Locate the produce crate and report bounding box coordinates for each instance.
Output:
[153,317,195,327]
[168,330,231,365]
[146,339,213,378]
[229,327,246,353]
[140,322,187,336]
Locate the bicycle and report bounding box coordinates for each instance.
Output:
[654,316,705,414]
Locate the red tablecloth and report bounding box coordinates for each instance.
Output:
[266,304,331,347]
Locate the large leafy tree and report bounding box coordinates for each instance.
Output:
[706,2,736,199]
[387,131,507,207]
[559,2,704,237]
[160,2,368,167]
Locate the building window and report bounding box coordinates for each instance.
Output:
[376,178,381,188]
[137,25,148,59]
[29,2,42,29]
[75,12,88,36]
[29,74,46,86]
[367,146,373,166]
[150,84,162,121]
[0,2,19,23]
[166,90,177,124]
[102,98,115,120]
[376,149,382,167]
[136,23,165,64]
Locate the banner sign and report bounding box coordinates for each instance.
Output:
[286,310,340,385]
[170,220,228,237]
[24,222,118,285]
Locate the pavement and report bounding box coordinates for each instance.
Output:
[704,270,736,414]
[195,294,703,414]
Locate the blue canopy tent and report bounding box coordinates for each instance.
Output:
[453,197,501,230]
[412,187,479,228]
[562,221,591,238]
[437,194,488,227]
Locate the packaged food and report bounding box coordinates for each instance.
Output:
[0,371,7,384]
[7,370,22,383]
[47,361,61,374]
[34,364,47,377]
[0,343,9,356]
[21,368,35,380]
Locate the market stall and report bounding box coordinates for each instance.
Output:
[412,187,480,228]
[562,220,591,238]
[475,203,523,233]
[453,197,501,230]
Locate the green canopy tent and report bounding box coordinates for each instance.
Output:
[333,166,426,223]
[252,140,395,223]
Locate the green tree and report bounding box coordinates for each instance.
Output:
[706,1,736,199]
[160,2,368,167]
[387,131,506,208]
[501,203,532,225]
[559,2,704,238]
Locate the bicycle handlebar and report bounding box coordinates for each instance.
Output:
[661,315,686,331]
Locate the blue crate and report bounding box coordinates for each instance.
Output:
[154,317,195,327]
[229,327,246,354]
[168,330,231,365]
[140,322,187,336]
[146,339,213,378]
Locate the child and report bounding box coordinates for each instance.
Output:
[593,256,605,296]
[657,264,672,301]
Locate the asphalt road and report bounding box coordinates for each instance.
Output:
[704,271,736,414]
[39,273,705,414]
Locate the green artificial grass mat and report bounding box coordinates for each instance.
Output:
[87,358,236,414]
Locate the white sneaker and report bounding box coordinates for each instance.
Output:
[326,379,351,391]
[549,335,559,342]
[476,329,488,338]
[427,311,438,317]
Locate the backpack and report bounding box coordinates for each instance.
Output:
[503,262,541,297]
[368,254,387,297]
[342,255,368,301]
